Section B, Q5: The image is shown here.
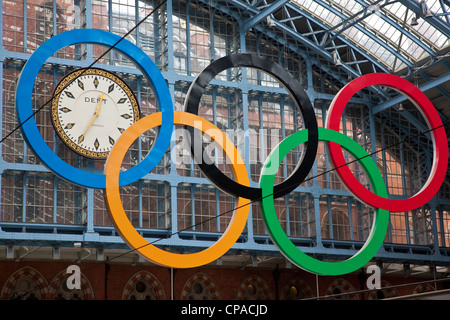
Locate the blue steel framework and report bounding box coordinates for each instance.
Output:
[0,0,449,268]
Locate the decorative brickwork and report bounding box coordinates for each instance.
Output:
[180,272,221,300]
[122,270,165,300]
[236,274,273,300]
[48,268,94,300]
[1,266,48,300]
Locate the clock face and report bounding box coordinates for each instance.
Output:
[51,68,140,159]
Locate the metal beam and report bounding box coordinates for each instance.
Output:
[264,18,379,82]
[203,0,347,89]
[356,0,436,57]
[242,0,289,31]
[283,2,390,73]
[203,0,389,103]
[222,0,391,75]
[313,0,414,69]
[373,72,450,114]
[268,18,332,60]
[221,0,259,13]
[419,70,450,101]
[212,0,347,72]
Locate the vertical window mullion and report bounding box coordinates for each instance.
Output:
[186,0,191,76]
[23,0,27,53]
[22,172,27,223]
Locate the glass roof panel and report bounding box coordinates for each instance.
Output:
[374,1,449,51]
[290,0,449,73]
[332,0,430,67]
[426,0,450,23]
[291,0,404,70]
[336,0,362,14]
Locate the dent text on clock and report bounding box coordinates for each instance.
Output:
[85,97,107,104]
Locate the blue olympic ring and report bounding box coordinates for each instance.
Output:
[15,29,174,188]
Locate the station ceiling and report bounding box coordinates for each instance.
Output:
[207,0,449,119]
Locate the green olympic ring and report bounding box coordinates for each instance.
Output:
[259,128,389,276]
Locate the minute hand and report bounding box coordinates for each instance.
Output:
[78,93,105,144]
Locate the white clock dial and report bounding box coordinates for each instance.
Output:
[52,68,140,159]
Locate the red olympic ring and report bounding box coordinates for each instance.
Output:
[325,73,448,212]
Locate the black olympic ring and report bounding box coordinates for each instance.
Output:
[184,53,319,200]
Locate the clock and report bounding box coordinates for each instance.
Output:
[51,68,140,159]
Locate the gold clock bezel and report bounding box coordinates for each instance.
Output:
[51,67,140,159]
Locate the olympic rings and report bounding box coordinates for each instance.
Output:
[259,128,389,275]
[15,29,174,189]
[104,111,251,268]
[325,73,448,212]
[15,28,449,274]
[184,53,318,200]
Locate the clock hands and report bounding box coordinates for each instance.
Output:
[52,68,140,159]
[78,92,106,144]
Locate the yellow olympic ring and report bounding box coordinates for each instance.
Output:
[104,111,250,268]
